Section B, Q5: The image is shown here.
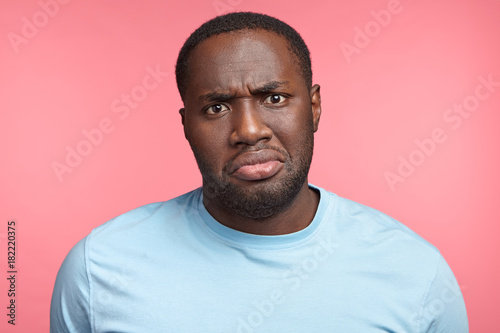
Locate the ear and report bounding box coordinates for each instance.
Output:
[179,108,188,140]
[310,84,321,132]
[179,108,186,125]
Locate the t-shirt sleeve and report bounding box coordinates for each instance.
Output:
[50,237,92,333]
[418,253,469,333]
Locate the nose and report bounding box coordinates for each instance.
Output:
[229,103,272,147]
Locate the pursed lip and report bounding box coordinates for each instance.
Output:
[227,149,286,175]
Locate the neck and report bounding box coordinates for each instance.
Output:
[202,182,320,235]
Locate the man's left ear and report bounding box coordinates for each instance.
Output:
[310,84,321,132]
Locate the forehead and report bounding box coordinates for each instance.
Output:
[184,29,302,99]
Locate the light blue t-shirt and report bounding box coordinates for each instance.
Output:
[50,185,468,332]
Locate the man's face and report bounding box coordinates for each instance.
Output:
[180,29,321,220]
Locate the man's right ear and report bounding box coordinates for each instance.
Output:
[179,108,186,126]
[179,108,189,140]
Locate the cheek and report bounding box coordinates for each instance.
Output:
[187,125,229,165]
[270,108,313,142]
[186,120,217,147]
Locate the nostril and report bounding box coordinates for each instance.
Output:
[229,109,272,147]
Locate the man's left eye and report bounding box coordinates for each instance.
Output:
[264,94,286,104]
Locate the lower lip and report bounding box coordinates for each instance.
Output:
[232,161,283,181]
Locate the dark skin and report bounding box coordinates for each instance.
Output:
[180,29,322,235]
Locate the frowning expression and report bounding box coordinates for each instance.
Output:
[180,29,321,219]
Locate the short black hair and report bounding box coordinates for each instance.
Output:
[175,12,312,100]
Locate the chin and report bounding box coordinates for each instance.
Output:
[205,169,308,220]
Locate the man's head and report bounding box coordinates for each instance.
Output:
[176,12,321,222]
[175,12,312,101]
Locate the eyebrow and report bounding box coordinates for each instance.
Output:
[199,81,290,103]
[251,81,289,94]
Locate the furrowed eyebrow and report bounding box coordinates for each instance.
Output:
[250,81,290,94]
[198,81,290,103]
[199,92,235,103]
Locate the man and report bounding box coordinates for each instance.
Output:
[51,12,468,332]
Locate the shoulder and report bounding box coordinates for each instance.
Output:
[50,237,92,332]
[51,189,203,331]
[317,186,468,330]
[54,187,202,290]
[316,185,442,279]
[320,186,439,255]
[90,188,201,238]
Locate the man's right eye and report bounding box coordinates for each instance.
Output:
[205,104,229,115]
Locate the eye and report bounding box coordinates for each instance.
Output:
[205,104,229,115]
[264,94,286,104]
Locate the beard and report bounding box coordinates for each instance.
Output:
[189,127,314,220]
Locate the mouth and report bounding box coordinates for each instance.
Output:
[228,149,285,181]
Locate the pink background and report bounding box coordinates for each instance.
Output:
[1,0,499,331]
